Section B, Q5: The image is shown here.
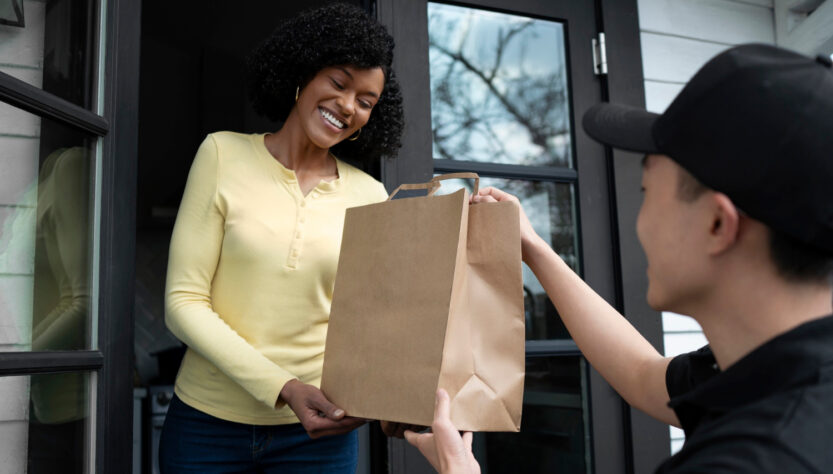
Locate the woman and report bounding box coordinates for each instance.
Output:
[159,4,403,472]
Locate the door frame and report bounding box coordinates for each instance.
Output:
[97,0,141,471]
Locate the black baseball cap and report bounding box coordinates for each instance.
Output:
[583,44,833,255]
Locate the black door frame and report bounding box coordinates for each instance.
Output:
[97,0,141,471]
[596,1,669,472]
[375,0,668,472]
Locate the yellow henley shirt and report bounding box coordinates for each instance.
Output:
[165,131,388,425]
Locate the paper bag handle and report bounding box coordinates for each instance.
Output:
[386,172,480,201]
[386,181,441,201]
[430,172,480,196]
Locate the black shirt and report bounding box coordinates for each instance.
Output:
[656,314,833,473]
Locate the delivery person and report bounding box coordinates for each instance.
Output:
[406,44,833,473]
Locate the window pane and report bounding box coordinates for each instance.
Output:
[0,372,92,474]
[474,356,589,473]
[434,176,579,340]
[0,0,99,109]
[0,103,96,351]
[428,3,573,167]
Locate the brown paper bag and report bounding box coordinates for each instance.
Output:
[321,173,524,432]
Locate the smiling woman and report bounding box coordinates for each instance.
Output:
[289,65,386,165]
[157,4,404,473]
[247,3,403,165]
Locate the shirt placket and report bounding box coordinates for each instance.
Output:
[286,189,321,269]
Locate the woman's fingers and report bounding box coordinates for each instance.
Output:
[307,388,345,420]
[284,381,364,438]
[305,415,366,439]
[380,421,396,437]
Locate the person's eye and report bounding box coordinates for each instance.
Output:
[359,100,373,110]
[330,78,344,90]
[640,186,646,193]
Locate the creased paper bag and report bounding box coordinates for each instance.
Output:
[321,173,524,432]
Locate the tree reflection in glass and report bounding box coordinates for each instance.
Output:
[428,3,573,168]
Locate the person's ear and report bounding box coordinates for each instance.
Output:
[707,192,740,255]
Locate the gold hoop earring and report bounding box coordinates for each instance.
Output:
[295,86,299,102]
[348,128,361,141]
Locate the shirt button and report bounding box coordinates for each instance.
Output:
[296,232,302,239]
[300,201,306,208]
[299,216,306,223]
[292,249,299,256]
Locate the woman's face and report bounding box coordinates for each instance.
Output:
[295,65,385,150]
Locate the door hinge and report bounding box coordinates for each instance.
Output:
[592,32,608,76]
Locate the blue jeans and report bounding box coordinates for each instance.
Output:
[159,394,358,473]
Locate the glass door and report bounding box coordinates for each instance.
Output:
[377,0,657,472]
[426,3,596,472]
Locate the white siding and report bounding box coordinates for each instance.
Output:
[635,0,776,455]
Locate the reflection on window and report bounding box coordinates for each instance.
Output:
[0,0,98,109]
[428,3,573,167]
[0,103,95,352]
[0,372,91,473]
[474,356,589,473]
[434,175,578,340]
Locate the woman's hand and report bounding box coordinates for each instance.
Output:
[279,379,365,438]
[380,421,428,439]
[471,187,542,261]
[404,389,481,474]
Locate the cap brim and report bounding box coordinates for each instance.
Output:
[582,103,661,154]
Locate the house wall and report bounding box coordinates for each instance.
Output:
[635,0,776,454]
[775,0,833,56]
[0,1,46,470]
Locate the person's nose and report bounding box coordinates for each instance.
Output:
[335,92,356,117]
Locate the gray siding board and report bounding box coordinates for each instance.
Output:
[639,0,774,45]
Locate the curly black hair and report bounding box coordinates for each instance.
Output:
[247,3,404,163]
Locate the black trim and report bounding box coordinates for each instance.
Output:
[525,339,581,356]
[0,0,24,27]
[96,0,141,471]
[0,351,104,375]
[433,159,578,182]
[599,0,670,471]
[378,0,435,190]
[0,71,109,136]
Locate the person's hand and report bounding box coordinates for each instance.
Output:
[279,379,365,438]
[471,187,541,259]
[381,421,428,439]
[404,389,480,474]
